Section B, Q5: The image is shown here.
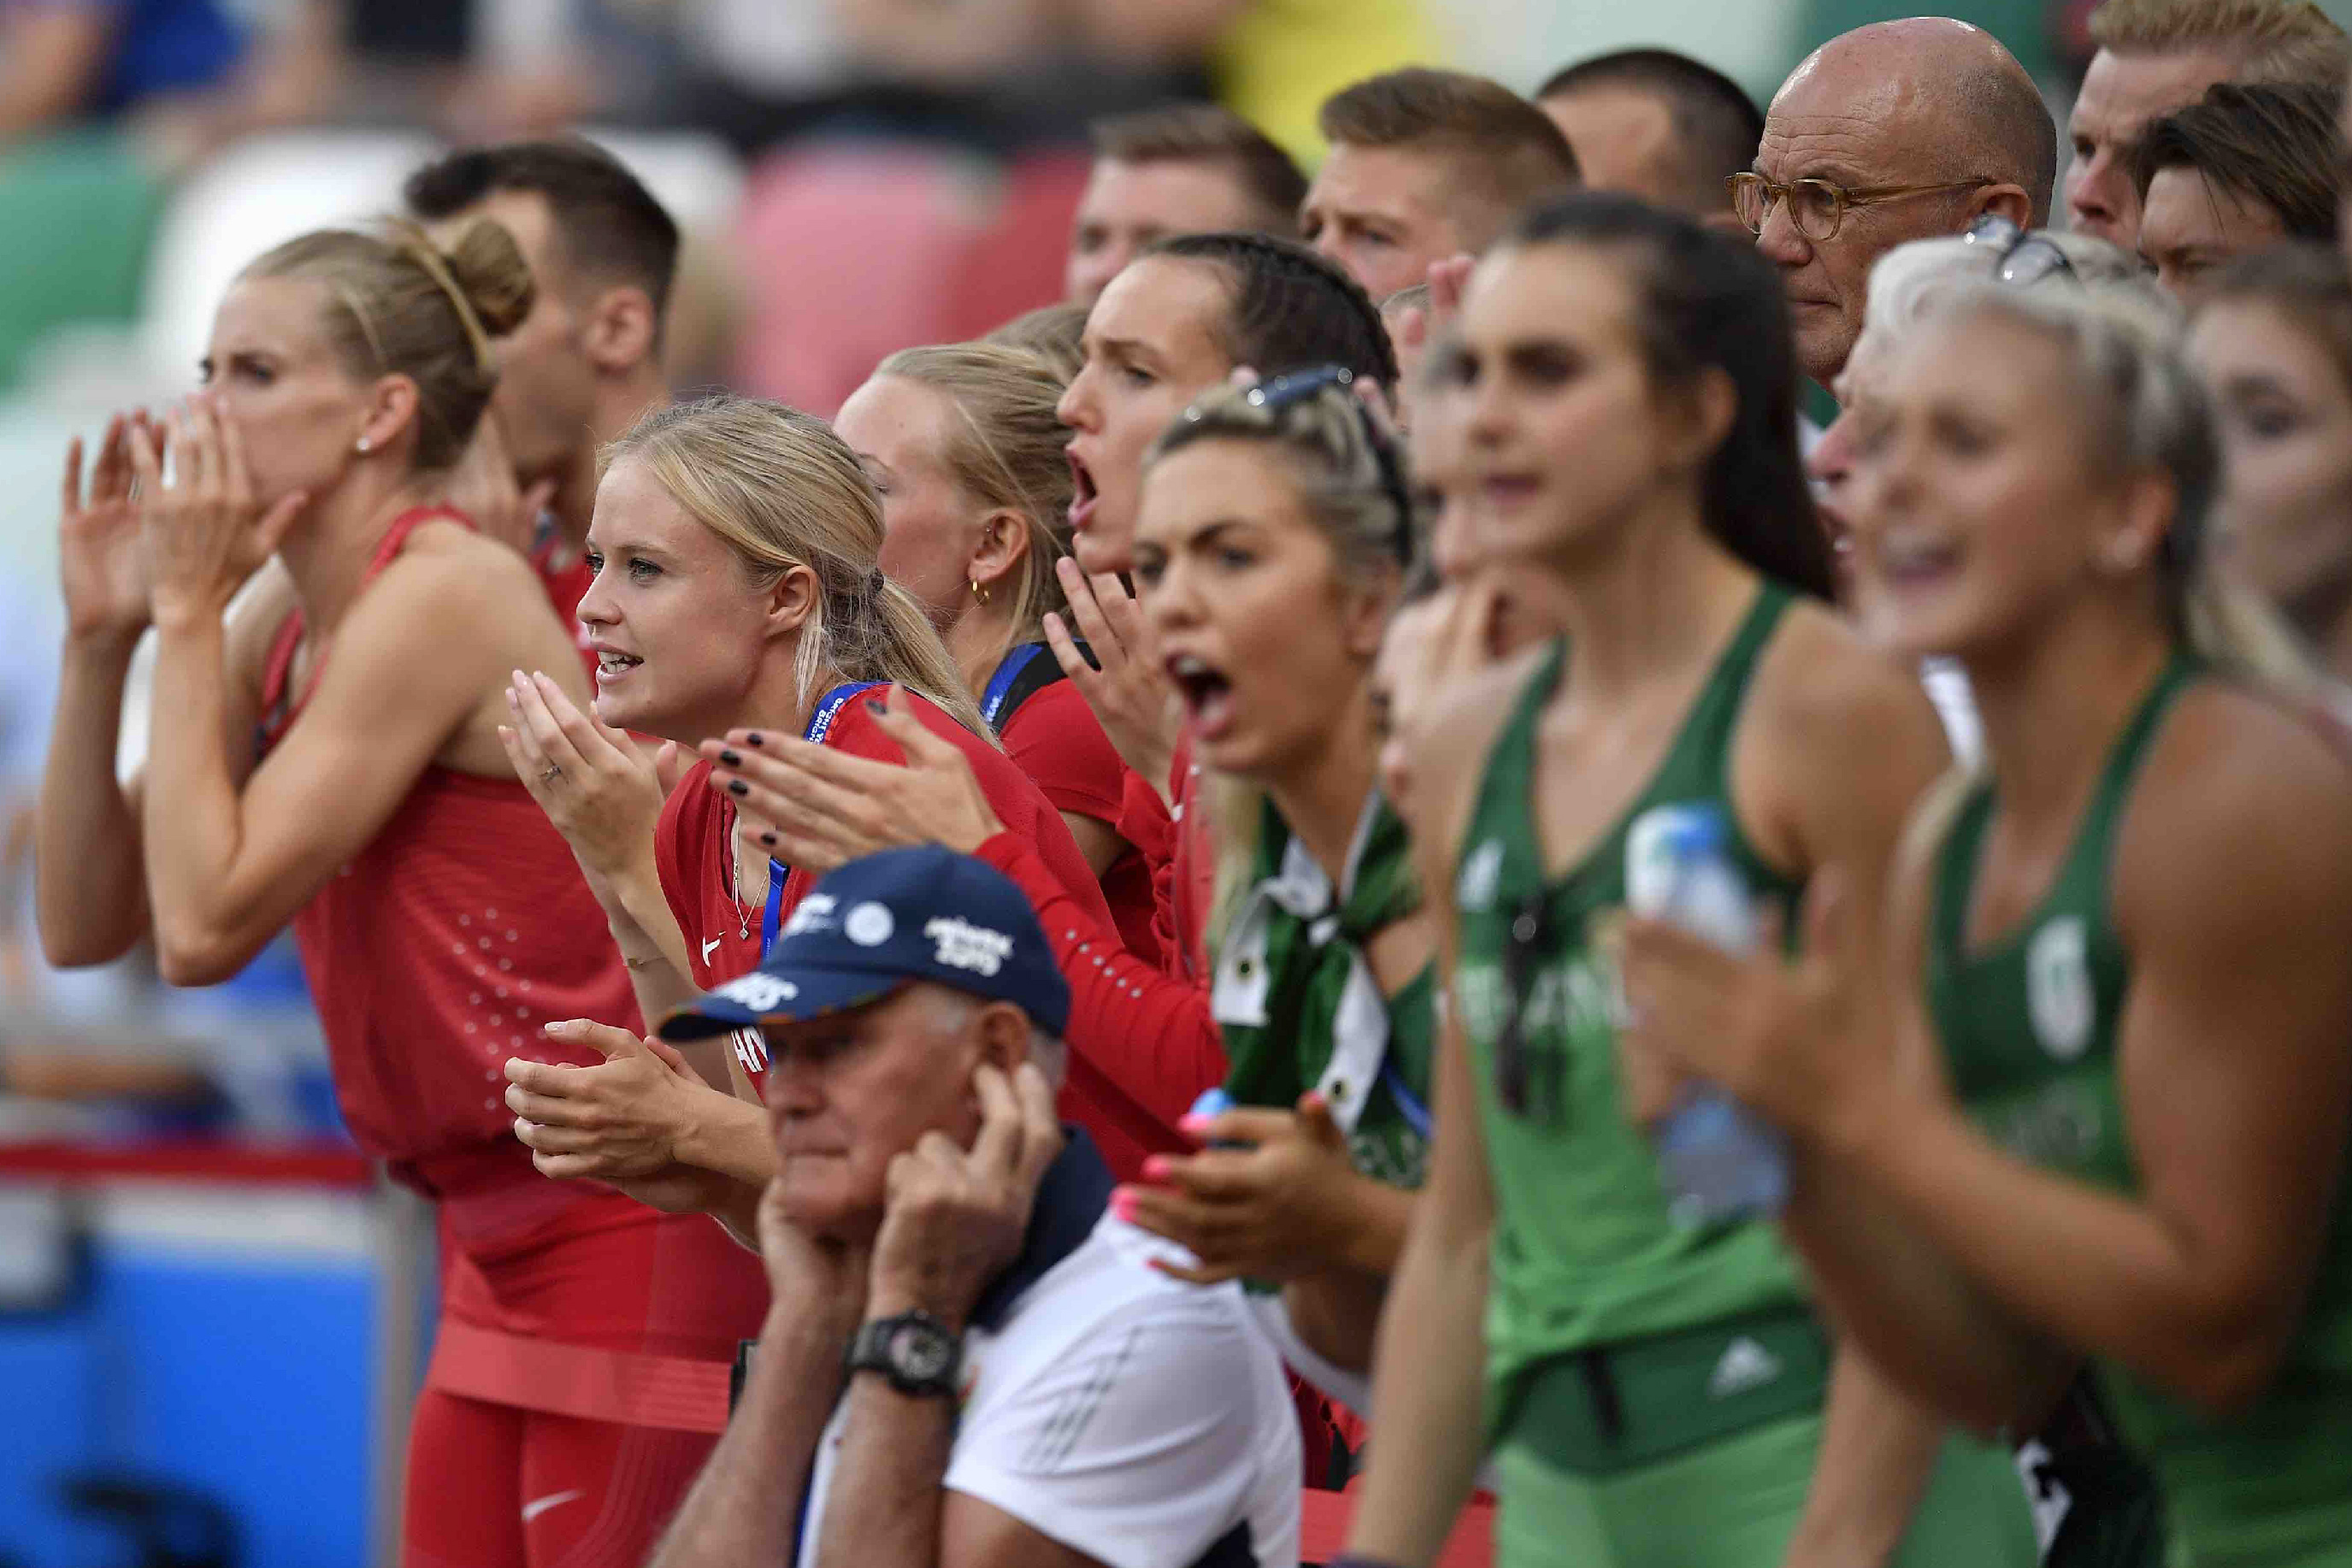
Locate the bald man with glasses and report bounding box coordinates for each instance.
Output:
[1743,17,2057,392]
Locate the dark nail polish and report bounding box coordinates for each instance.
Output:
[726,780,748,797]
[718,749,741,766]
[745,732,764,747]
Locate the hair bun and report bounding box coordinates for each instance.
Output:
[439,218,537,339]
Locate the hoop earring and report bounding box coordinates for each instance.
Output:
[970,578,989,605]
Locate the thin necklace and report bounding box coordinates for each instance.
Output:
[725,812,763,941]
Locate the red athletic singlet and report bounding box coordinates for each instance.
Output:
[258,506,765,1439]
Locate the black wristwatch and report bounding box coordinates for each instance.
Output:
[846,1311,964,1397]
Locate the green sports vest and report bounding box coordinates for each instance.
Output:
[1211,793,1434,1190]
[1452,585,1809,1422]
[1927,651,2352,1567]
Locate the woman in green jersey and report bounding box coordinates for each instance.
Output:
[1616,278,2352,1567]
[1106,369,1429,1406]
[1341,193,2039,1568]
[2187,245,2352,686]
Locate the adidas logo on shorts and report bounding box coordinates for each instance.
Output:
[1707,1335,1783,1400]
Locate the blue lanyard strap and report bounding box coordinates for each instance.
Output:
[1380,1055,1432,1140]
[979,643,1049,728]
[758,681,884,957]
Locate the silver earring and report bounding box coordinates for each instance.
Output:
[355,436,372,454]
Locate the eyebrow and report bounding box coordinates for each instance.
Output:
[2219,371,2293,398]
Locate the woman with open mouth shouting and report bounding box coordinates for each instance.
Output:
[833,340,1174,973]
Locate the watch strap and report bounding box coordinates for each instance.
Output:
[847,1310,964,1397]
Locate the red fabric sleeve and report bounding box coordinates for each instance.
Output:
[974,828,1225,1152]
[999,681,1129,822]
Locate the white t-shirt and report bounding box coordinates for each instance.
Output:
[797,1205,1301,1568]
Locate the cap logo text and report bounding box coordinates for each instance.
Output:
[715,972,799,1011]
[784,894,838,937]
[926,916,1014,976]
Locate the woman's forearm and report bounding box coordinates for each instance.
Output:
[675,1087,781,1188]
[141,609,261,981]
[1347,1204,1492,1565]
[1783,1135,2076,1435]
[35,631,147,965]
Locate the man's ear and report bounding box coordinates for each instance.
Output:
[1965,184,2035,233]
[583,283,658,375]
[972,1001,1032,1078]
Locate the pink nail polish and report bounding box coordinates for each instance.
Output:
[1178,1114,1209,1137]
[1110,1188,1137,1222]
[1142,1156,1170,1182]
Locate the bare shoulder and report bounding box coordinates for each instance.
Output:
[1748,598,1943,747]
[350,520,570,672]
[1740,597,1951,871]
[2117,679,2352,943]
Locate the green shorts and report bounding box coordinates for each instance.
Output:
[1493,1410,2040,1568]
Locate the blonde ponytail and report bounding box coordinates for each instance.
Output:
[606,395,995,741]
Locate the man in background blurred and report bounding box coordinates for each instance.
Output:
[1747,17,2054,391]
[1536,48,1763,228]
[2066,0,2348,251]
[1302,67,1581,301]
[406,138,677,640]
[1064,103,1306,306]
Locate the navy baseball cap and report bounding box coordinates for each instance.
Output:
[660,845,1072,1041]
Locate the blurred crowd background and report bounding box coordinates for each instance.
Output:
[2,2,2348,1565]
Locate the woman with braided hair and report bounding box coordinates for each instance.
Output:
[32,219,769,1566]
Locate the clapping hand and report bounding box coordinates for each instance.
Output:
[1113,1093,1362,1286]
[1043,561,1182,802]
[703,688,1005,873]
[59,411,158,644]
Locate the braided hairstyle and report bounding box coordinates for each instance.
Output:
[1140,232,1399,389]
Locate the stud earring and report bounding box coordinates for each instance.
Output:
[355,436,372,454]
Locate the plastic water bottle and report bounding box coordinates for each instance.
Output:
[1186,1086,1250,1149]
[1624,804,1790,1224]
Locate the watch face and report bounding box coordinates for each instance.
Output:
[891,1322,954,1382]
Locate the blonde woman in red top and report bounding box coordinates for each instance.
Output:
[33,220,765,1568]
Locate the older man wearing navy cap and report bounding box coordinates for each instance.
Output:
[644,845,1300,1568]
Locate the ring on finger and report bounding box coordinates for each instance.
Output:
[539,763,563,784]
